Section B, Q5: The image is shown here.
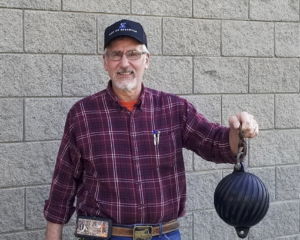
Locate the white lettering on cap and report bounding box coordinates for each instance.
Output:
[120,28,137,33]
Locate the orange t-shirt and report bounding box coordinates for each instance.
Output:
[119,100,139,112]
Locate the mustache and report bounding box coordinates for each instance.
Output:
[116,68,135,74]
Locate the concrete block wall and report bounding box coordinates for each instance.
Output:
[0,1,299,239]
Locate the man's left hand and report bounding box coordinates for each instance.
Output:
[229,111,259,138]
[228,111,259,156]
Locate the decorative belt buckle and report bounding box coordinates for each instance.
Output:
[75,216,112,240]
[133,225,153,240]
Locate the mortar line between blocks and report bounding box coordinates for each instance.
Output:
[248,0,250,19]
[61,55,64,96]
[161,18,163,55]
[221,94,223,125]
[22,9,25,53]
[274,93,276,129]
[130,0,132,14]
[220,21,223,57]
[192,0,194,18]
[275,166,278,200]
[273,22,276,57]
[192,212,195,240]
[24,187,27,230]
[96,13,99,54]
[248,58,250,93]
[192,57,195,94]
[299,60,300,94]
[23,98,26,142]
[299,197,300,233]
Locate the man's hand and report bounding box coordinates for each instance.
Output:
[228,111,259,156]
[45,221,63,240]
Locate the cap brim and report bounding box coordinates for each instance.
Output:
[104,33,146,48]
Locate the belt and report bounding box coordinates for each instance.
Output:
[112,219,179,238]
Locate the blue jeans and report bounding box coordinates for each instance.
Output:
[80,229,181,240]
[110,229,181,240]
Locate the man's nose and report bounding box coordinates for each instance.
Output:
[119,53,130,67]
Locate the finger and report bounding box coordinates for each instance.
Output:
[229,112,259,138]
[252,121,259,135]
[228,115,241,130]
[245,120,259,138]
[247,119,257,132]
[238,112,254,132]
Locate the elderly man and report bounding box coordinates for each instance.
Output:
[44,19,258,240]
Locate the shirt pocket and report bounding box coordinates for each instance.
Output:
[154,130,177,168]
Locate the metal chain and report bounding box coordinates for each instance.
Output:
[238,124,247,157]
[235,125,247,170]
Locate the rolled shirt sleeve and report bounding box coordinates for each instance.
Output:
[44,109,83,224]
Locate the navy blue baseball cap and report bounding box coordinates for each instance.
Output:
[104,19,147,48]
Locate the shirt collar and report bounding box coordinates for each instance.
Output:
[106,80,145,110]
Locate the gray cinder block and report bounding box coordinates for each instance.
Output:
[222,94,275,129]
[250,0,299,21]
[184,95,221,123]
[275,23,300,57]
[25,11,96,54]
[249,58,299,93]
[250,130,300,167]
[0,0,61,10]
[26,186,51,229]
[194,0,248,19]
[0,54,62,97]
[0,99,23,142]
[276,165,300,200]
[63,0,130,14]
[186,171,222,210]
[0,188,24,233]
[63,55,108,96]
[276,94,300,128]
[132,0,192,17]
[0,9,22,52]
[222,21,274,57]
[144,56,193,94]
[25,98,79,141]
[0,142,60,187]
[194,57,248,94]
[163,18,221,56]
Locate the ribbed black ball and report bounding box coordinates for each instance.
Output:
[214,170,269,238]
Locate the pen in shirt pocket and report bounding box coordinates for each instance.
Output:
[153,130,161,145]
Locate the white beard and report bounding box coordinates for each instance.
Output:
[112,69,138,91]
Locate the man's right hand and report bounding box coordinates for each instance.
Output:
[45,221,63,240]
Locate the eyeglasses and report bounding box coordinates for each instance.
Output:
[106,50,146,61]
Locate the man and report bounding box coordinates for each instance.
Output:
[44,19,259,240]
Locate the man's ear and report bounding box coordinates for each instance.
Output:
[144,53,150,70]
[103,54,108,71]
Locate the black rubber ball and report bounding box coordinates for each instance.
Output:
[214,164,269,238]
